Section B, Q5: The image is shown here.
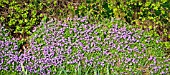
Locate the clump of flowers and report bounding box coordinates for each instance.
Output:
[0,16,169,74]
[0,24,19,71]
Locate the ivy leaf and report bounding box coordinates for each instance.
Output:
[0,17,5,22]
[40,13,44,17]
[149,26,152,29]
[168,34,170,39]
[26,31,31,35]
[22,13,27,18]
[24,19,28,23]
[31,10,37,17]
[145,2,151,7]
[161,0,167,3]
[154,6,158,10]
[165,42,170,48]
[19,20,23,24]
[42,15,48,22]
[161,10,165,14]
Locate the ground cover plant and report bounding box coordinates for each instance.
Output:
[1,0,170,55]
[0,0,170,75]
[0,16,170,75]
[0,0,83,36]
[75,0,170,55]
[77,0,170,41]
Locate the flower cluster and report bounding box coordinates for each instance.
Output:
[0,24,19,71]
[0,16,169,74]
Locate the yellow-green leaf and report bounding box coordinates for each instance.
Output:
[161,0,167,3]
[145,2,151,7]
[161,10,165,14]
[168,35,170,39]
[149,26,152,29]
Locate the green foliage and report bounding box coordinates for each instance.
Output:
[75,0,113,22]
[108,0,170,41]
[0,70,21,75]
[107,0,170,25]
[75,0,170,41]
[0,0,44,35]
[0,0,82,37]
[164,42,170,48]
[0,0,170,74]
[1,0,169,42]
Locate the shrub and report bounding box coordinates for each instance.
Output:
[0,0,82,38]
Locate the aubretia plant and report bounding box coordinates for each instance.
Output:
[0,24,20,73]
[0,16,169,75]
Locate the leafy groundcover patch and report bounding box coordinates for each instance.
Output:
[0,16,169,75]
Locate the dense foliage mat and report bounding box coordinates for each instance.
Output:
[0,16,169,75]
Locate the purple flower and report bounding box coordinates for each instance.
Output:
[160,71,166,74]
[148,56,153,61]
[100,62,105,67]
[67,49,72,54]
[80,19,85,22]
[12,55,19,62]
[62,23,68,27]
[153,66,159,72]
[125,58,131,63]
[0,16,168,74]
[73,28,77,32]
[132,58,138,64]
[16,65,22,72]
[79,42,84,47]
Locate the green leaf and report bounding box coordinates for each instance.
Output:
[24,19,28,23]
[154,6,158,10]
[113,8,117,13]
[4,0,9,4]
[142,18,145,21]
[139,2,143,5]
[15,26,22,33]
[40,13,43,17]
[26,31,31,35]
[85,66,92,75]
[42,15,48,22]
[145,2,151,7]
[161,10,165,14]
[164,42,170,48]
[94,67,98,75]
[21,62,27,75]
[168,35,170,39]
[78,65,81,75]
[8,19,16,26]
[149,26,152,29]
[107,65,110,75]
[19,20,23,24]
[61,67,68,75]
[0,17,5,21]
[15,14,20,19]
[31,10,37,17]
[163,29,167,33]
[161,0,167,3]
[22,13,27,18]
